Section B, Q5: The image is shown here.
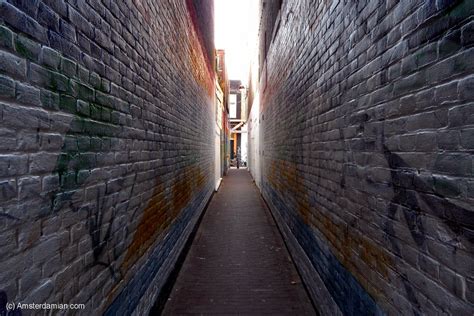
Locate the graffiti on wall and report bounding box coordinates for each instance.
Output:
[340,113,473,314]
[264,102,472,314]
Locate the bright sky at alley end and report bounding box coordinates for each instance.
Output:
[215,0,255,82]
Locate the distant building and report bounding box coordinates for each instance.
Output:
[216,49,229,110]
[216,49,230,175]
[229,80,247,166]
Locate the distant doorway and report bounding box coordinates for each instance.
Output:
[230,140,235,159]
[215,130,221,191]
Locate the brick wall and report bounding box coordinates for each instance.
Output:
[257,0,474,315]
[0,0,215,314]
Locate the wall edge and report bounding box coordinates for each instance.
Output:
[131,188,214,315]
[261,192,343,316]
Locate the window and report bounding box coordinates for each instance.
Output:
[229,94,237,118]
[216,55,221,71]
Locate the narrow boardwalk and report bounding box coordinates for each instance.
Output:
[162,169,315,315]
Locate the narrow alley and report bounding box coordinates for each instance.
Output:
[0,0,473,315]
[161,169,314,315]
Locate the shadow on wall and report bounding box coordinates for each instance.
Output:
[0,290,21,315]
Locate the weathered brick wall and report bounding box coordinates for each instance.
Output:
[259,0,474,315]
[0,0,215,314]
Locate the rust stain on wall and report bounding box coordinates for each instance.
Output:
[268,159,311,223]
[171,171,192,219]
[314,212,394,280]
[267,159,393,298]
[191,164,206,190]
[185,3,215,97]
[121,180,167,272]
[121,165,207,273]
[187,32,214,98]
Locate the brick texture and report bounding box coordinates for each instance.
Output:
[257,1,474,315]
[0,0,215,314]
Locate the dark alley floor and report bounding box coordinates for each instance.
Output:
[161,169,315,315]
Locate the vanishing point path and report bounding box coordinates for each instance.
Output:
[162,169,315,315]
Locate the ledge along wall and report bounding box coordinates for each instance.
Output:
[257,1,474,315]
[0,0,215,314]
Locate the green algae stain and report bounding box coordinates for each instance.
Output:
[14,36,39,61]
[446,0,474,19]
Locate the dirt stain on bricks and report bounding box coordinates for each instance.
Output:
[121,165,206,272]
